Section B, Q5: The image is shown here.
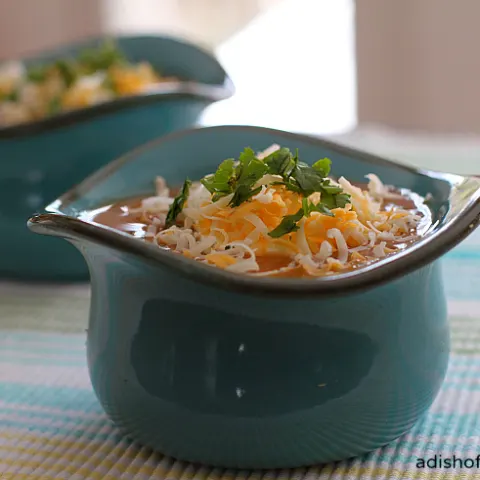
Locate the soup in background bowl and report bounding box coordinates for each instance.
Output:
[0,39,180,128]
[1,35,233,281]
[28,125,480,468]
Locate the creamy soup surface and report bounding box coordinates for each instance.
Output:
[82,144,433,278]
[84,183,431,278]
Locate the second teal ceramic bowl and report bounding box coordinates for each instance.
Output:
[1,35,233,281]
[28,126,480,468]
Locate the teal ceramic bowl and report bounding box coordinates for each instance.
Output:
[28,126,480,468]
[1,35,233,281]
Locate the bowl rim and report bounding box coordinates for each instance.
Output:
[28,125,480,298]
[0,34,234,140]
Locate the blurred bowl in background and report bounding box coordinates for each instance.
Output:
[0,34,233,281]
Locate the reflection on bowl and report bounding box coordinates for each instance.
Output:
[132,299,377,415]
[28,125,480,468]
[1,35,233,281]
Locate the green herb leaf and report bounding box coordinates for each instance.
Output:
[230,185,263,207]
[1,89,19,102]
[319,181,343,195]
[312,157,331,177]
[27,65,48,83]
[79,40,126,73]
[268,197,336,238]
[264,147,297,178]
[291,162,325,195]
[165,178,191,227]
[55,59,77,87]
[303,198,334,217]
[268,208,304,238]
[332,193,351,208]
[317,192,334,210]
[271,180,302,193]
[235,148,268,184]
[201,158,235,199]
[228,148,268,207]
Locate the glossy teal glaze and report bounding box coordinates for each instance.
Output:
[1,36,232,280]
[28,126,480,468]
[82,246,449,468]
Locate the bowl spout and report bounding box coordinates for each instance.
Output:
[28,213,87,241]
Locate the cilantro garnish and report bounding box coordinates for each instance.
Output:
[79,40,126,74]
[1,89,19,102]
[23,41,125,89]
[267,150,342,199]
[168,146,350,238]
[54,59,77,87]
[302,197,334,217]
[268,208,304,238]
[263,147,297,178]
[26,65,48,83]
[200,148,268,207]
[263,149,350,236]
[231,184,263,207]
[268,197,335,238]
[320,190,351,210]
[312,157,331,176]
[201,158,235,201]
[292,161,326,194]
[230,148,268,207]
[166,178,191,227]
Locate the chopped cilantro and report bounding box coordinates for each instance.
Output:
[263,150,350,236]
[79,40,126,73]
[312,157,331,177]
[235,148,268,184]
[265,150,343,199]
[166,178,191,227]
[55,59,77,87]
[26,65,48,83]
[268,208,304,238]
[230,148,268,207]
[291,161,327,195]
[194,145,351,239]
[1,89,19,102]
[230,184,263,206]
[201,148,268,208]
[302,197,334,217]
[319,179,343,195]
[323,191,351,209]
[263,147,297,178]
[23,41,125,89]
[201,158,235,200]
[268,197,335,238]
[272,179,302,193]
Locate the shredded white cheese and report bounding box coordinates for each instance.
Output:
[256,144,280,159]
